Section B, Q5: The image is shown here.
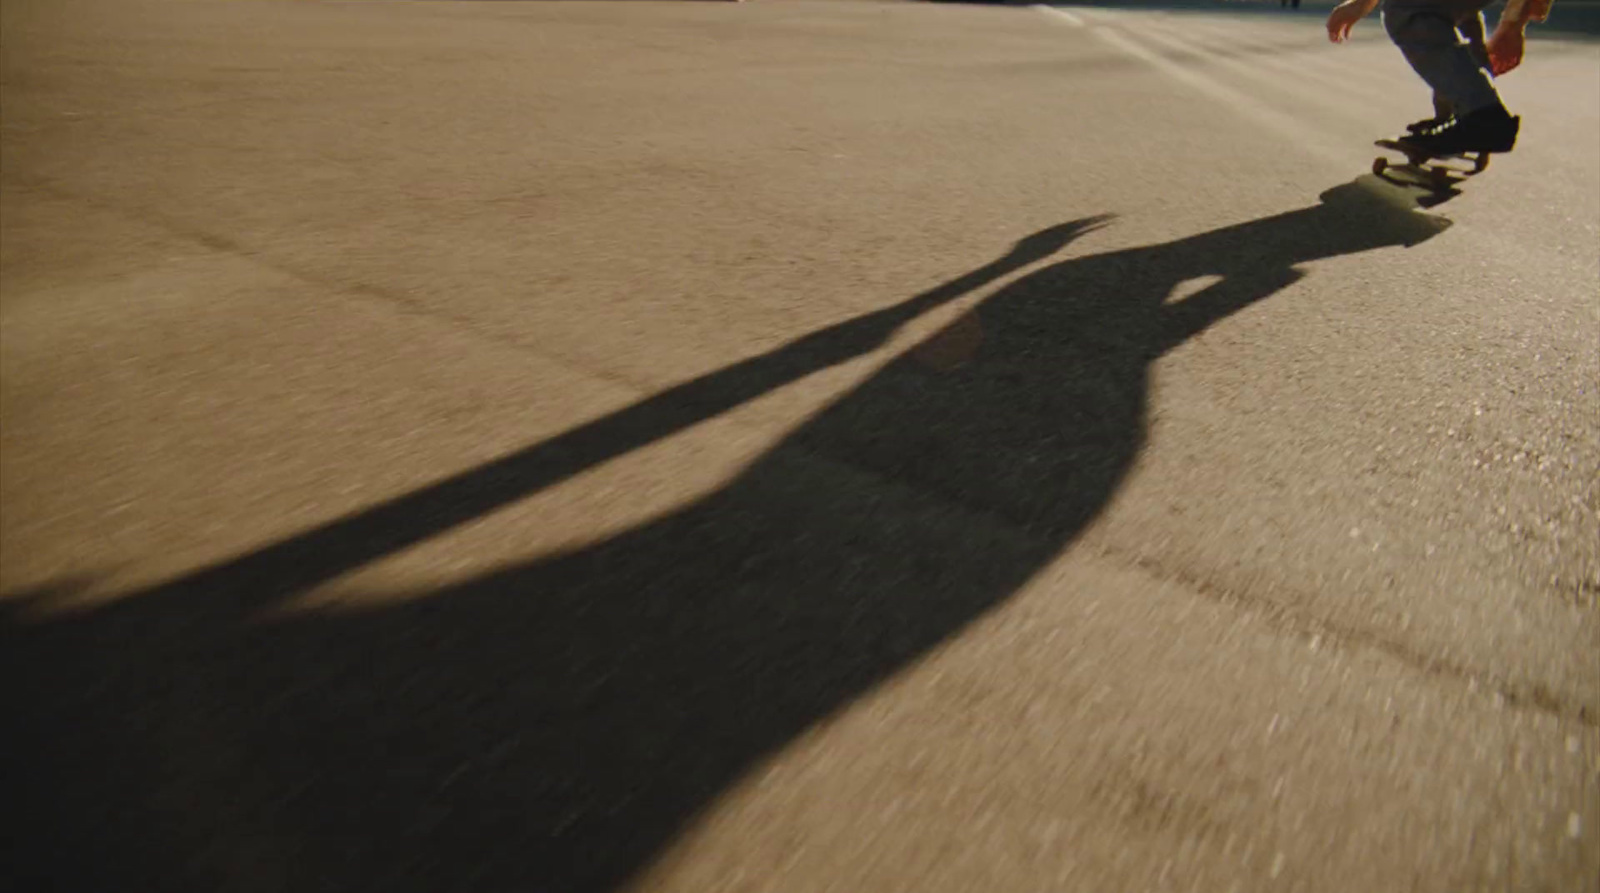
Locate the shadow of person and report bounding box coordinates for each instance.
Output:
[0,177,1448,893]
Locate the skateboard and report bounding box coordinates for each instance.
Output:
[1372,138,1490,188]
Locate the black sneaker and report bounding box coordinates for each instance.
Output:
[1406,114,1451,135]
[1402,105,1519,155]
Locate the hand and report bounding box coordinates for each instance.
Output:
[1004,215,1114,266]
[1487,19,1526,74]
[1326,0,1376,42]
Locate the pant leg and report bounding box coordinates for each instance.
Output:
[1382,0,1502,115]
[1428,9,1493,119]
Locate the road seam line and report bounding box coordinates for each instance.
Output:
[1036,6,1353,172]
[1032,4,1086,27]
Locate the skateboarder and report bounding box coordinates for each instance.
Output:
[1326,0,1554,155]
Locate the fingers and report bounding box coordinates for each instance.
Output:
[1325,9,1358,43]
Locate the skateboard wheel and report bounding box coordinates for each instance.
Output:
[1372,157,1388,175]
[1473,153,1491,173]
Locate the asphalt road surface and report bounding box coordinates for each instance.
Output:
[2,1,1596,891]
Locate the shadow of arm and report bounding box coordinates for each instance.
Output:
[133,218,1114,612]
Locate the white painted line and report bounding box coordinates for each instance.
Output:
[1033,4,1357,170]
[1092,25,1349,170]
[1033,5,1086,28]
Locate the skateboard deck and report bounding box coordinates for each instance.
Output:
[1372,138,1490,188]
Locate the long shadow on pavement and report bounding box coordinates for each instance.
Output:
[1,177,1447,893]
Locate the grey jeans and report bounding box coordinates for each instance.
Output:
[1382,0,1501,116]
